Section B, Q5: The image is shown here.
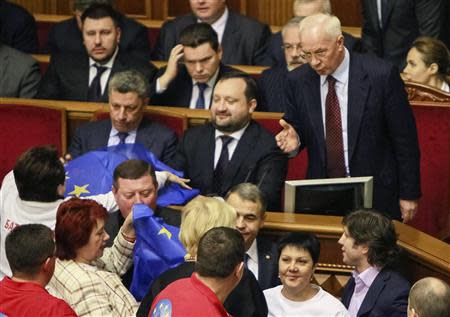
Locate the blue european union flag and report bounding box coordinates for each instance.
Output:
[64,143,199,206]
[131,204,186,301]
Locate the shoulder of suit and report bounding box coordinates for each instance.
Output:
[161,13,196,31]
[227,10,269,29]
[139,117,176,135]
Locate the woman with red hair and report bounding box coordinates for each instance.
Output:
[48,197,138,317]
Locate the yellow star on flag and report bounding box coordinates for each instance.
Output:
[158,227,172,239]
[68,184,90,197]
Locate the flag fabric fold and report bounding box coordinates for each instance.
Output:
[131,204,186,300]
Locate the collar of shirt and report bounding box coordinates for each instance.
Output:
[108,126,137,146]
[320,47,350,88]
[352,266,380,292]
[213,123,249,167]
[198,7,229,43]
[189,67,221,109]
[88,47,119,91]
[246,238,259,280]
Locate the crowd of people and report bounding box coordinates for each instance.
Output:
[1,0,450,316]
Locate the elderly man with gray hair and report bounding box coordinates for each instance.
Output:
[46,0,150,56]
[67,69,177,163]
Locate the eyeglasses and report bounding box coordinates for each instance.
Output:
[302,49,328,61]
[281,43,302,51]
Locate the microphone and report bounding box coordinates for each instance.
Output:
[244,165,255,183]
[257,166,271,188]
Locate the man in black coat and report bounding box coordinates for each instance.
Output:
[170,71,288,210]
[46,0,150,56]
[150,23,236,108]
[37,3,157,102]
[152,0,271,66]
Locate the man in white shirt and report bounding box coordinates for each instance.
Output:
[150,23,236,109]
[151,0,271,66]
[170,71,288,210]
[225,183,279,290]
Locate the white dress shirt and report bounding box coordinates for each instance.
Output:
[107,126,137,147]
[214,123,248,168]
[199,7,229,44]
[246,238,259,280]
[88,47,118,95]
[319,48,351,176]
[189,68,220,109]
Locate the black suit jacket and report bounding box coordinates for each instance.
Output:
[361,0,445,67]
[0,0,38,53]
[36,49,157,102]
[170,121,288,210]
[341,269,410,317]
[150,63,235,107]
[284,53,421,219]
[256,66,289,112]
[46,15,150,56]
[256,236,279,290]
[68,117,177,164]
[151,11,271,66]
[266,31,361,68]
[136,262,268,317]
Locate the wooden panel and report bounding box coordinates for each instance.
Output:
[246,0,293,26]
[330,0,362,27]
[116,0,151,19]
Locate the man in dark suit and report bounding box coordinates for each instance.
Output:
[171,72,288,210]
[0,42,40,98]
[226,183,279,290]
[46,0,150,56]
[151,23,235,108]
[276,14,421,221]
[361,0,445,67]
[0,0,38,53]
[339,210,410,317]
[68,70,177,164]
[265,0,361,68]
[37,3,157,102]
[151,0,271,66]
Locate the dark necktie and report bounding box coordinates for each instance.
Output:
[88,64,107,102]
[380,0,389,29]
[117,132,128,144]
[213,136,233,194]
[195,83,208,109]
[244,253,249,268]
[325,75,346,178]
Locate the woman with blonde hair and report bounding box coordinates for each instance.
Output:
[403,36,450,92]
[137,196,268,317]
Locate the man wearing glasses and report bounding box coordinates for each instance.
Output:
[150,23,236,109]
[276,14,421,222]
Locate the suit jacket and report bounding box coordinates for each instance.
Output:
[266,31,361,68]
[151,11,271,66]
[341,269,410,317]
[150,63,235,107]
[36,49,157,102]
[0,0,38,53]
[68,117,177,164]
[170,121,288,210]
[256,236,279,290]
[284,53,421,219]
[0,44,40,98]
[46,15,150,56]
[136,262,268,317]
[256,66,289,112]
[361,0,445,67]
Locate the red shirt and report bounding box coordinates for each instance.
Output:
[149,273,232,317]
[0,277,77,317]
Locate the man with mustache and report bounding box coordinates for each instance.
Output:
[37,3,157,102]
[170,71,288,210]
[150,23,235,109]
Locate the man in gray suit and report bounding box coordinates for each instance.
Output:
[0,42,40,98]
[67,70,177,164]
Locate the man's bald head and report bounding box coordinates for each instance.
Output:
[408,277,450,317]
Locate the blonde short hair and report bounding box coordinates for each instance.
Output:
[299,13,342,40]
[179,196,237,256]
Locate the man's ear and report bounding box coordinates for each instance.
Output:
[235,261,244,280]
[248,99,257,113]
[116,27,122,43]
[57,183,66,196]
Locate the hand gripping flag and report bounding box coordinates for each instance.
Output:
[64,143,199,206]
[131,204,186,300]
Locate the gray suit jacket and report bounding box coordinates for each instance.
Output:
[0,44,40,98]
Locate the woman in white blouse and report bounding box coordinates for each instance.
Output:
[264,232,350,317]
[403,36,450,93]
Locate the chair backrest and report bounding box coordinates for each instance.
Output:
[405,81,450,103]
[93,107,188,139]
[0,99,67,184]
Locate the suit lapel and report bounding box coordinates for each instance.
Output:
[347,54,369,165]
[221,12,238,62]
[382,0,396,30]
[342,277,356,308]
[357,271,388,316]
[256,238,276,289]
[203,124,217,191]
[72,54,90,100]
[305,71,327,165]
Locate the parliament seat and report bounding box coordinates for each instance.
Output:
[0,99,67,184]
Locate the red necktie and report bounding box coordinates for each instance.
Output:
[325,75,346,177]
